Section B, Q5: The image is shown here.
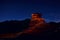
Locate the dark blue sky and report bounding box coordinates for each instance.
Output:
[0,0,60,22]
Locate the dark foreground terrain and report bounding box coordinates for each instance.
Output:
[0,19,60,40]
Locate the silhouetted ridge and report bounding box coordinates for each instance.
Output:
[0,19,30,34]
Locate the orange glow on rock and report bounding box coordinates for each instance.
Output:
[22,13,46,34]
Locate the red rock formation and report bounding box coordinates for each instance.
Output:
[19,13,46,35]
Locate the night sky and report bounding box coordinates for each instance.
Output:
[0,0,60,22]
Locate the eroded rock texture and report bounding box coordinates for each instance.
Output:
[21,13,47,35]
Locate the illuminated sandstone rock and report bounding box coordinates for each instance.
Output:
[30,13,46,27]
[22,13,46,34]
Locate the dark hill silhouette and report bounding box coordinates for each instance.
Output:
[0,19,30,34]
[0,19,60,40]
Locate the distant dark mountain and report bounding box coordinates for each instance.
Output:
[0,19,60,40]
[0,19,30,34]
[0,19,60,34]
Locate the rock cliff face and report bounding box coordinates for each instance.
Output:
[30,13,45,27]
[21,13,47,35]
